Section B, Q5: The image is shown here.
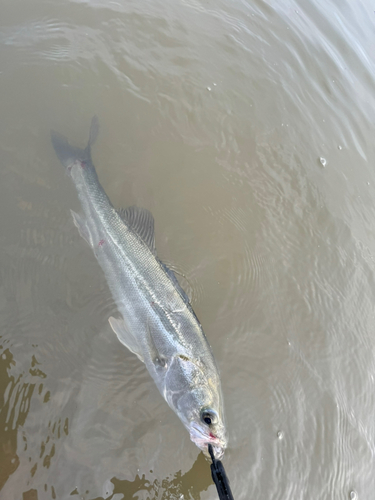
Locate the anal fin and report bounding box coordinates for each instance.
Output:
[71,210,93,247]
[109,316,144,362]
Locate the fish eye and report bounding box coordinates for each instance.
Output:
[200,409,217,426]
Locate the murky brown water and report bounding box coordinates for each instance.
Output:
[1,0,375,498]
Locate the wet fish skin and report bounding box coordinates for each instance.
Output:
[51,117,227,459]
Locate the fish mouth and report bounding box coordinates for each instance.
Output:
[189,422,226,460]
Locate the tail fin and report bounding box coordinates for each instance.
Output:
[51,116,99,168]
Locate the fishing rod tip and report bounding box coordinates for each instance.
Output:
[207,443,215,462]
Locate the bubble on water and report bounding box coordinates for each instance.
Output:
[277,430,284,440]
[338,145,342,150]
[213,83,217,86]
[349,490,357,500]
[319,157,327,167]
[206,87,212,91]
[367,182,370,186]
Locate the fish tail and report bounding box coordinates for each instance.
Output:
[51,116,99,169]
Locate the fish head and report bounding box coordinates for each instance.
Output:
[188,405,227,460]
[165,354,227,459]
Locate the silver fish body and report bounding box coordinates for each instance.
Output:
[51,117,227,458]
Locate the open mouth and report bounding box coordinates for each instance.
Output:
[189,422,225,459]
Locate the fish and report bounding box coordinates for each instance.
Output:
[51,117,227,459]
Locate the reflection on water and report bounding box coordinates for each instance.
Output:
[1,0,375,498]
[81,452,212,500]
[19,453,212,500]
[0,348,20,491]
[0,342,66,498]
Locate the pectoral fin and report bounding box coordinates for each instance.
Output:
[109,316,144,362]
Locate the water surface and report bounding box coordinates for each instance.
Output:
[1,0,375,498]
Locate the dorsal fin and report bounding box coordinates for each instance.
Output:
[117,206,156,254]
